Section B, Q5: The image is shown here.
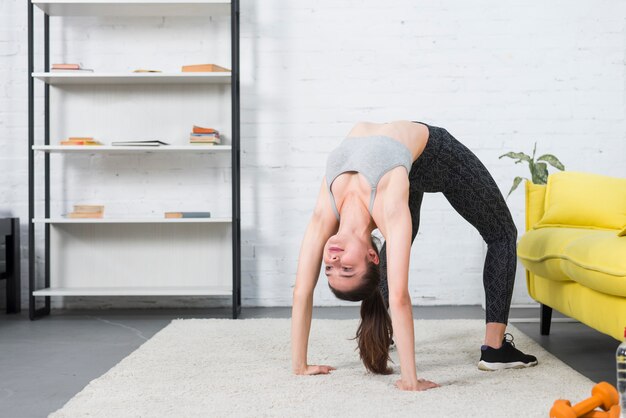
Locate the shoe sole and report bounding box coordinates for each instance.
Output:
[477,360,538,371]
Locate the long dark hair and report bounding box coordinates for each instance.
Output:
[328,236,393,374]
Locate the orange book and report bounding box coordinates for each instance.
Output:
[67,212,103,219]
[192,125,218,134]
[61,140,101,146]
[68,137,94,141]
[181,64,230,73]
[52,63,81,70]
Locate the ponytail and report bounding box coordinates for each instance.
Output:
[357,288,393,374]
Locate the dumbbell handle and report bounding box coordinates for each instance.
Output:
[574,397,607,416]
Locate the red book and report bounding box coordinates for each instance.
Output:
[192,125,218,134]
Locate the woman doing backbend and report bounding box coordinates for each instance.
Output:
[291,120,537,391]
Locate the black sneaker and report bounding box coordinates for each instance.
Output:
[478,333,538,371]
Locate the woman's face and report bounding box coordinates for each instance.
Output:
[323,234,378,292]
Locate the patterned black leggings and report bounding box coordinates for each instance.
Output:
[378,121,517,324]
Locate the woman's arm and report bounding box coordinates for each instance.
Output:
[291,179,338,375]
[383,201,418,383]
[381,178,439,391]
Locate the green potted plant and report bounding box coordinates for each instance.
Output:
[499,142,565,198]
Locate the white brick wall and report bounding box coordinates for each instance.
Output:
[1,0,625,310]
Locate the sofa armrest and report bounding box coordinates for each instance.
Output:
[525,180,546,231]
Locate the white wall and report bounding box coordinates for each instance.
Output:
[1,0,625,309]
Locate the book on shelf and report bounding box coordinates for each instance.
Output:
[190,134,220,144]
[66,204,104,219]
[74,205,104,213]
[52,63,81,70]
[111,140,170,147]
[165,212,211,219]
[67,212,103,219]
[51,63,94,72]
[61,137,103,146]
[51,69,94,73]
[190,133,219,138]
[181,64,230,73]
[193,125,218,134]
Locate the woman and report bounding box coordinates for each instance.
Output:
[291,120,537,392]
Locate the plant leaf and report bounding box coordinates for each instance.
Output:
[529,160,540,184]
[498,152,532,163]
[532,142,537,160]
[535,162,548,184]
[537,154,565,171]
[506,176,525,199]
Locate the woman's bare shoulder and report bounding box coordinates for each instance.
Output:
[346,121,380,137]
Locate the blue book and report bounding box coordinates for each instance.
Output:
[164,212,211,218]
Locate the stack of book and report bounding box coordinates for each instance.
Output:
[190,125,220,145]
[60,137,103,146]
[51,63,94,73]
[67,205,104,219]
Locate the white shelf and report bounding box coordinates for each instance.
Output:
[28,0,239,312]
[32,0,231,17]
[33,72,231,85]
[32,286,232,296]
[33,218,232,224]
[33,145,230,153]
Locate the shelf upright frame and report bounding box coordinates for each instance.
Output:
[44,3,52,318]
[27,0,35,319]
[28,0,53,320]
[231,0,241,319]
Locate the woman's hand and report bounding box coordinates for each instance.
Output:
[294,365,337,375]
[395,377,440,391]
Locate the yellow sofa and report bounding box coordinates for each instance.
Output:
[517,171,626,341]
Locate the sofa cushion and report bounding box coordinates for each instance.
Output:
[561,231,626,297]
[525,182,546,230]
[517,228,597,281]
[534,171,626,231]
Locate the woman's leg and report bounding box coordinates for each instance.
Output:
[432,134,517,326]
[406,124,518,325]
[423,127,536,369]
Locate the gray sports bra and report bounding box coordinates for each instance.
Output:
[325,136,413,221]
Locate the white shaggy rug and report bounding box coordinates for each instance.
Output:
[50,319,595,418]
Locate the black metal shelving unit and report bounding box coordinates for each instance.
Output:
[27,0,241,320]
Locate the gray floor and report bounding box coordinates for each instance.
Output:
[0,306,619,418]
